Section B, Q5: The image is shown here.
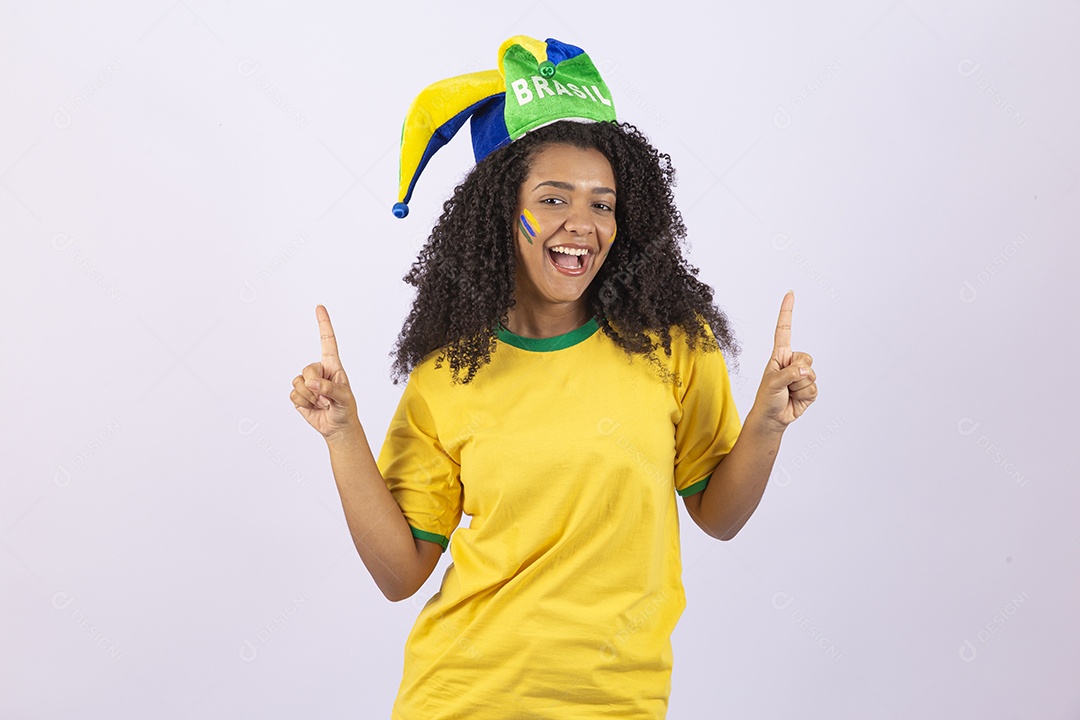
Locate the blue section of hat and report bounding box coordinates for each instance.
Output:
[544,38,584,66]
[403,97,495,206]
[470,93,510,162]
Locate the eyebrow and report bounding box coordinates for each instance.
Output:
[533,180,616,196]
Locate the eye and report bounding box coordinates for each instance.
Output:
[540,197,565,205]
[593,202,614,212]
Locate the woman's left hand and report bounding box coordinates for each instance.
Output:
[752,291,817,433]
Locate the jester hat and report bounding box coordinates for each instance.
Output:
[392,36,617,218]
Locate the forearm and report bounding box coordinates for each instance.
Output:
[325,425,422,602]
[697,408,786,540]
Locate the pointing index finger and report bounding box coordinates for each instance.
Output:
[316,304,342,371]
[773,290,794,356]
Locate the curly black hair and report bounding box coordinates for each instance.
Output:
[390,120,740,385]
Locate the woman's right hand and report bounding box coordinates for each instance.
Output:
[290,305,361,441]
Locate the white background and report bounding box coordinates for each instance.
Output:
[3,1,1078,718]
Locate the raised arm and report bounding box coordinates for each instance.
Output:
[290,305,438,601]
[686,291,818,540]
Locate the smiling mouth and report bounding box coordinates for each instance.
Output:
[547,247,590,274]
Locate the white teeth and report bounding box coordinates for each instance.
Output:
[550,246,589,256]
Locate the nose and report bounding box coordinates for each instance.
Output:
[562,202,593,236]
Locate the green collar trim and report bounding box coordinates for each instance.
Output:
[497,317,600,352]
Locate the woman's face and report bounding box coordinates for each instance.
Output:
[512,143,618,312]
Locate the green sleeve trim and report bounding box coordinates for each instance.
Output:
[678,473,712,497]
[409,525,450,552]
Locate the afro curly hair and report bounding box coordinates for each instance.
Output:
[390,120,740,385]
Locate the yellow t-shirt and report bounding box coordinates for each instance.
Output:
[377,317,741,719]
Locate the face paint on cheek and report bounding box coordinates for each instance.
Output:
[519,209,540,245]
[609,225,617,244]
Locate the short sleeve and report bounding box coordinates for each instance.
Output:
[376,376,463,553]
[673,336,742,497]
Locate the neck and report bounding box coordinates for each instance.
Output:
[503,300,590,339]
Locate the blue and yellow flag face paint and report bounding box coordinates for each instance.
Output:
[519,209,540,244]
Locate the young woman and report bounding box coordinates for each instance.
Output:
[290,38,816,720]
